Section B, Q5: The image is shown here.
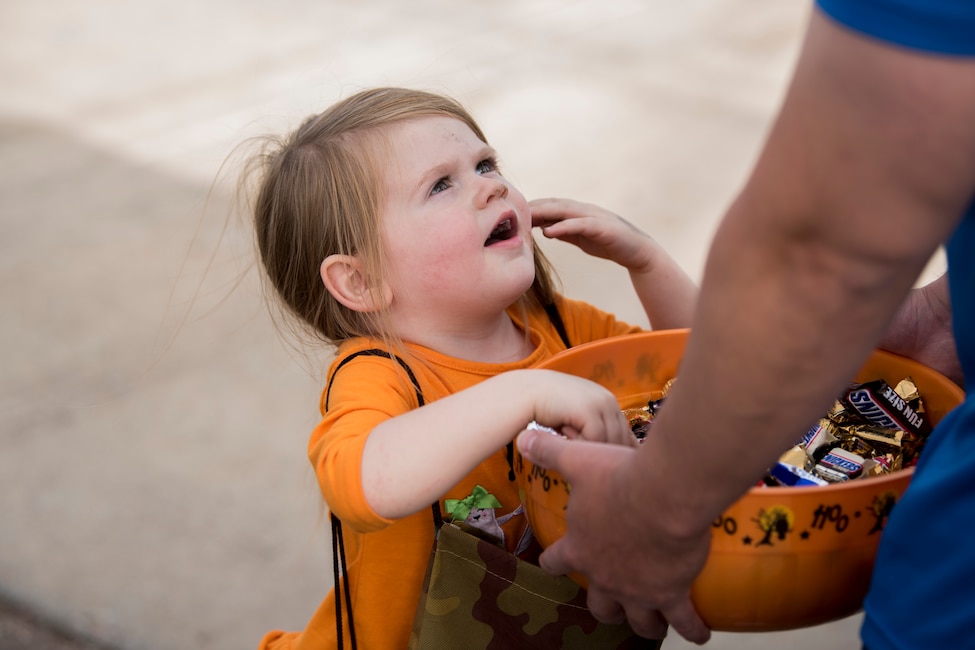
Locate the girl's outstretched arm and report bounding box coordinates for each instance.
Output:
[531,198,697,330]
[360,368,635,520]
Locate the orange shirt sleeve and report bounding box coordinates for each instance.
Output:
[308,350,421,532]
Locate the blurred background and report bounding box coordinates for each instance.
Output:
[1,1,944,648]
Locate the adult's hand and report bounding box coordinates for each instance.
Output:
[878,274,963,388]
[516,426,713,644]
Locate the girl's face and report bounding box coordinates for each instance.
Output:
[379,116,535,327]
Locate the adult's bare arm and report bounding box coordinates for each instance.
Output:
[521,8,975,644]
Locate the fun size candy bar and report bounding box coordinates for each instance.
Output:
[843,379,932,438]
[769,461,829,487]
[803,418,841,462]
[815,448,869,481]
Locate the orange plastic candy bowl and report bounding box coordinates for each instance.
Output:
[514,329,964,632]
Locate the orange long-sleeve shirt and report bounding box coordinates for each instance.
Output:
[259,297,641,650]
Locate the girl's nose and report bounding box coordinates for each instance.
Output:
[476,176,508,206]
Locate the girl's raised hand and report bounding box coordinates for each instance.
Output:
[532,197,698,331]
[530,198,657,272]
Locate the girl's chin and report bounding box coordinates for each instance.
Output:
[516,273,539,297]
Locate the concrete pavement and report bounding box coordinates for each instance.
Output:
[0,593,117,650]
[2,1,936,648]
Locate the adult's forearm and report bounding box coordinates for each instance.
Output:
[638,203,923,531]
[628,9,975,532]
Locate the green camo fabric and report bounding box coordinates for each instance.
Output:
[408,522,662,650]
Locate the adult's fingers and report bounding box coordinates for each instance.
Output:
[585,588,627,625]
[517,428,574,578]
[537,537,573,577]
[620,605,669,641]
[660,599,711,645]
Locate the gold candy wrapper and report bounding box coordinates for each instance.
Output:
[894,377,921,405]
[838,435,876,459]
[827,399,861,426]
[661,377,677,397]
[848,424,908,450]
[623,407,653,442]
[779,445,809,469]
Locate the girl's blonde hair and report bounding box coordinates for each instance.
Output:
[245,87,559,350]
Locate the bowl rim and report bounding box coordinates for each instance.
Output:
[533,328,965,498]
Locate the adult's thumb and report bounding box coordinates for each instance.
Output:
[516,425,568,472]
[538,537,573,577]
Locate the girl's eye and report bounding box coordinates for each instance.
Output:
[476,158,499,175]
[430,178,450,195]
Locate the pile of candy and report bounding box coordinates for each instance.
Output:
[622,379,674,443]
[766,377,931,487]
[624,377,933,487]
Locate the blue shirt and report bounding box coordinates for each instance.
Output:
[818,0,975,55]
[813,1,975,648]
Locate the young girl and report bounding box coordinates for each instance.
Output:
[249,87,697,649]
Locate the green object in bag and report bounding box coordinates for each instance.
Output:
[408,522,661,650]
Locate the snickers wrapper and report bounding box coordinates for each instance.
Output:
[802,418,840,462]
[815,448,870,481]
[769,461,828,487]
[843,379,932,437]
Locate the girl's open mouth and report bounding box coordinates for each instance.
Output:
[485,218,515,246]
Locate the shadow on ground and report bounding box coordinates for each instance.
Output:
[0,120,328,650]
[0,594,119,650]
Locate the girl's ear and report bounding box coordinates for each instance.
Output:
[320,255,391,313]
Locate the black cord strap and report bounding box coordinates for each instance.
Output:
[543,301,571,349]
[325,349,425,411]
[504,301,571,480]
[330,514,355,650]
[326,349,423,650]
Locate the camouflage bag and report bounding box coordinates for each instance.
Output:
[407,519,660,650]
